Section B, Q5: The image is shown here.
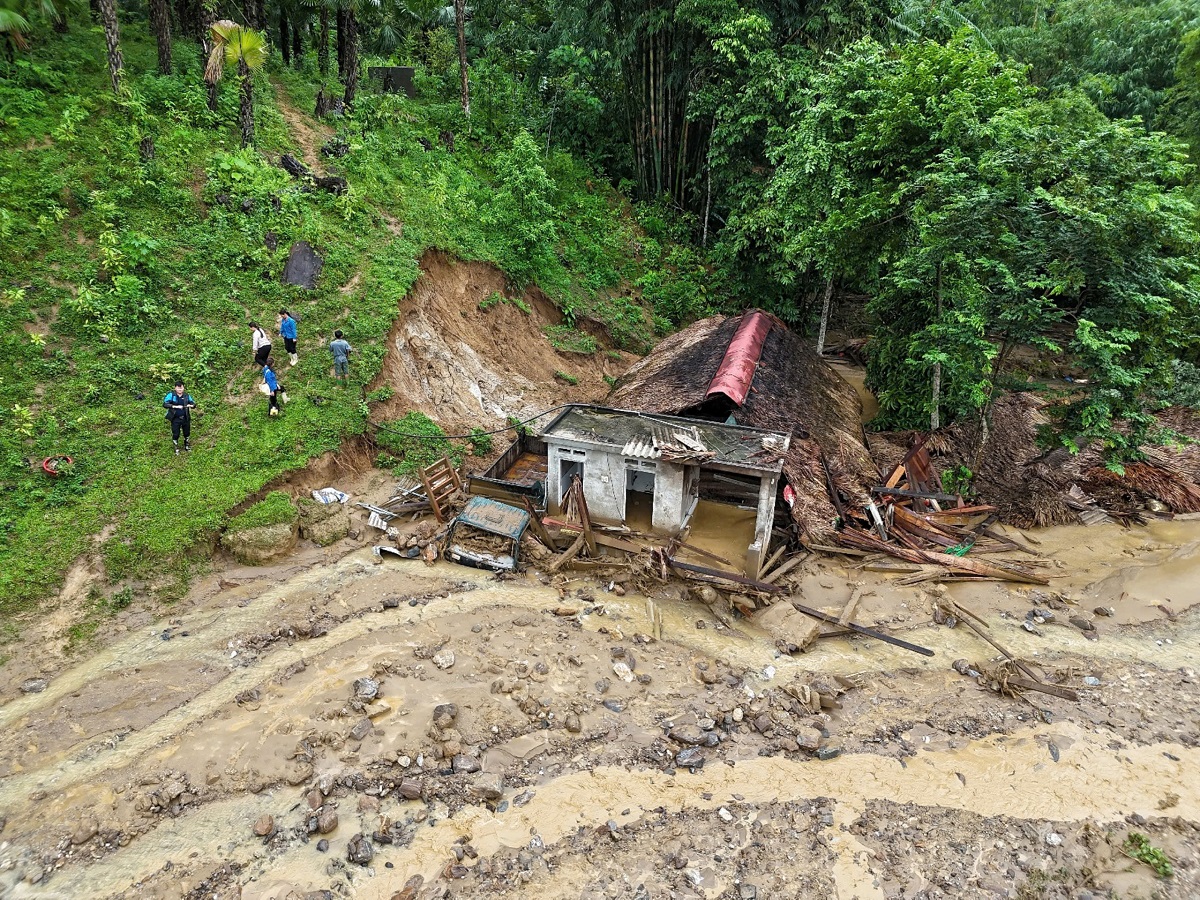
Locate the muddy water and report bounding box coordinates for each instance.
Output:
[27,719,1196,899]
[676,500,757,573]
[828,361,879,424]
[3,522,1200,899]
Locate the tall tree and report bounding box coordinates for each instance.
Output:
[278,4,290,65]
[97,0,123,94]
[317,3,329,73]
[341,4,357,104]
[148,0,172,73]
[207,20,267,146]
[454,0,469,116]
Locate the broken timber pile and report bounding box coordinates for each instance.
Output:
[831,435,1048,585]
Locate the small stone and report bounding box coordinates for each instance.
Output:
[20,678,48,694]
[347,833,374,865]
[353,677,380,701]
[71,821,98,845]
[1045,832,1063,847]
[602,699,626,713]
[452,754,481,774]
[613,661,634,682]
[316,839,329,852]
[1093,606,1114,617]
[398,755,412,768]
[739,886,758,900]
[676,747,705,769]
[433,703,458,729]
[317,809,339,834]
[350,718,373,741]
[1083,676,1101,686]
[732,707,744,722]
[717,807,734,823]
[565,713,582,733]
[1069,616,1095,632]
[697,717,715,731]
[433,649,456,669]
[307,789,323,809]
[391,875,424,900]
[816,747,842,761]
[668,725,706,746]
[471,773,504,802]
[398,778,422,800]
[253,814,274,837]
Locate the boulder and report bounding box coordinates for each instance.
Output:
[298,499,350,547]
[221,521,299,565]
[282,241,324,289]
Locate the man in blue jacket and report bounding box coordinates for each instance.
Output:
[163,381,196,454]
[279,309,299,367]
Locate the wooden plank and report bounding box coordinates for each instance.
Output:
[548,531,586,573]
[760,541,788,575]
[572,477,597,558]
[674,539,734,568]
[837,586,862,627]
[871,486,961,504]
[665,557,787,593]
[520,496,558,550]
[788,599,935,657]
[759,553,806,585]
[837,529,1049,584]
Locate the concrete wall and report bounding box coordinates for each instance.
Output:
[744,472,778,579]
[650,462,686,532]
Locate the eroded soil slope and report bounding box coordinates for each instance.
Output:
[369,251,631,432]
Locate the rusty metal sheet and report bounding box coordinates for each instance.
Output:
[705,310,772,406]
[455,497,530,541]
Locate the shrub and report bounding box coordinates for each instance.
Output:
[544,325,597,354]
[468,427,494,456]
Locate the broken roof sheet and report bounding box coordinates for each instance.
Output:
[706,310,772,406]
[542,406,790,473]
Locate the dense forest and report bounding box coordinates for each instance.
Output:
[1,0,1199,613]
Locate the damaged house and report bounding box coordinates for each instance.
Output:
[472,310,878,576]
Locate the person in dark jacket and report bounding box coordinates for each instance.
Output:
[163,381,196,453]
[263,357,282,417]
[279,309,299,366]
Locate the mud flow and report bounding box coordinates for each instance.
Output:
[1,492,1198,899]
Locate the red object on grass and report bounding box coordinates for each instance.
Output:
[705,310,773,407]
[42,456,73,476]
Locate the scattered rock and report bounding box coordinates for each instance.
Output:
[281,240,324,289]
[433,649,456,670]
[252,814,274,837]
[471,773,504,802]
[816,747,842,761]
[298,498,350,546]
[668,724,706,746]
[602,699,626,713]
[1045,832,1063,847]
[565,713,582,733]
[676,747,705,769]
[71,820,98,845]
[1094,606,1115,617]
[391,875,424,900]
[398,778,423,800]
[717,807,734,823]
[347,833,374,865]
[1069,616,1095,632]
[221,521,299,565]
[20,678,48,694]
[433,703,458,729]
[353,677,380,702]
[317,839,329,852]
[317,809,339,834]
[452,754,481,774]
[350,718,373,741]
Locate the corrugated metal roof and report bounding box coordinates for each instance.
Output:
[455,496,530,540]
[621,437,659,459]
[705,310,773,406]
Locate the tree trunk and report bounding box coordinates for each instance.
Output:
[238,57,254,147]
[317,6,329,75]
[279,8,290,66]
[97,0,124,95]
[336,6,346,79]
[291,17,302,68]
[454,0,469,117]
[148,0,172,74]
[816,278,833,356]
[931,263,942,432]
[341,8,358,106]
[54,12,68,32]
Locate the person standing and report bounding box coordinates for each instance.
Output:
[250,322,272,368]
[279,309,299,366]
[263,357,282,416]
[328,329,353,386]
[163,381,196,453]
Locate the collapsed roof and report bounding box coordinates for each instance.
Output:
[607,310,878,543]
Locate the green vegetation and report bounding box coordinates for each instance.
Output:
[375,411,463,475]
[543,325,597,355]
[467,427,494,456]
[226,491,298,533]
[479,290,530,314]
[554,370,579,386]
[1123,832,1174,878]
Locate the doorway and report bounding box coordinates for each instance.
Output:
[624,467,656,532]
[560,458,584,505]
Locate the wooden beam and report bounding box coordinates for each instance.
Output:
[759,552,806,585]
[788,599,935,657]
[548,532,586,573]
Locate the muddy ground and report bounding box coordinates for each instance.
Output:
[0,465,1197,900]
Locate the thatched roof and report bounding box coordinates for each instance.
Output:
[608,312,878,542]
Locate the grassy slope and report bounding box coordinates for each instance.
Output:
[0,26,649,619]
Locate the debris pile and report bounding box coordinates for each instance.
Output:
[830,435,1050,586]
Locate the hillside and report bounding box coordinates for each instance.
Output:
[0,28,654,625]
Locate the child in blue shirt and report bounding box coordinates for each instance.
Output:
[163,381,196,453]
[279,309,299,366]
[263,358,282,417]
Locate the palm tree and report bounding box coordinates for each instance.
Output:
[96,0,123,94]
[206,20,267,146]
[453,0,468,117]
[0,2,32,58]
[148,0,172,73]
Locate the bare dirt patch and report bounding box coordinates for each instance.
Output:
[272,82,334,174]
[369,250,633,432]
